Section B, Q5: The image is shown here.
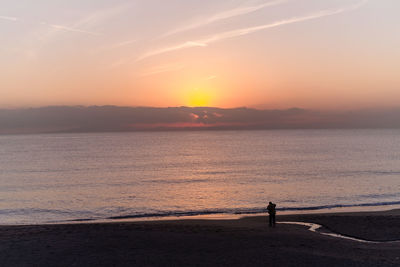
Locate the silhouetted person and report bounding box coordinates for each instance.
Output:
[267,201,276,227]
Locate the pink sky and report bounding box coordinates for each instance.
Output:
[1,0,399,110]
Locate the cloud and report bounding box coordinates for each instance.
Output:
[139,63,185,77]
[8,3,132,63]
[138,0,367,61]
[43,23,100,36]
[91,39,138,56]
[109,58,129,69]
[73,2,133,29]
[2,105,400,134]
[1,3,131,36]
[111,39,138,49]
[137,41,208,61]
[199,0,368,43]
[0,15,19,22]
[163,0,288,37]
[204,75,217,81]
[40,2,133,38]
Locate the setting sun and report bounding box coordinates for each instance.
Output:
[187,88,212,107]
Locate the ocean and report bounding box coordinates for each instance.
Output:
[1,129,400,225]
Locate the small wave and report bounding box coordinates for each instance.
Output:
[278,201,400,212]
[106,200,400,221]
[195,171,228,175]
[0,208,98,217]
[144,178,211,184]
[357,192,400,199]
[338,170,400,177]
[5,200,400,225]
[108,209,237,220]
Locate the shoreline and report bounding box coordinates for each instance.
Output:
[1,209,399,266]
[3,203,400,227]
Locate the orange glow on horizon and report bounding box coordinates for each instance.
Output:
[186,88,212,107]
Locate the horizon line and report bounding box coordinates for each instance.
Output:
[1,105,400,112]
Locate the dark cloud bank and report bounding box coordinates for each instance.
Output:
[1,106,400,134]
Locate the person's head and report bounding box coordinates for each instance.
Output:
[269,202,272,205]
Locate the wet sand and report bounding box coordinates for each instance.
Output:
[1,209,400,266]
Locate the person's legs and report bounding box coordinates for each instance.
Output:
[269,214,272,227]
[272,214,276,226]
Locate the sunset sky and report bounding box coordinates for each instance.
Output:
[1,0,399,109]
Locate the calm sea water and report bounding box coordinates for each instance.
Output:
[1,129,400,225]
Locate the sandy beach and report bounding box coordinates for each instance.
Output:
[0,209,399,266]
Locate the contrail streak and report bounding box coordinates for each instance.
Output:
[139,63,185,77]
[163,0,288,37]
[137,41,207,61]
[0,15,19,22]
[138,0,367,61]
[44,23,101,36]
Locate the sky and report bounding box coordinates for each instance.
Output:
[1,0,399,110]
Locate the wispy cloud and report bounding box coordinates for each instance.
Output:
[109,58,128,69]
[137,41,207,61]
[92,39,138,55]
[163,0,288,37]
[138,0,367,61]
[204,75,217,81]
[139,63,185,77]
[43,23,100,36]
[10,3,133,62]
[40,2,133,37]
[73,2,133,29]
[203,0,368,42]
[111,39,138,49]
[0,15,19,22]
